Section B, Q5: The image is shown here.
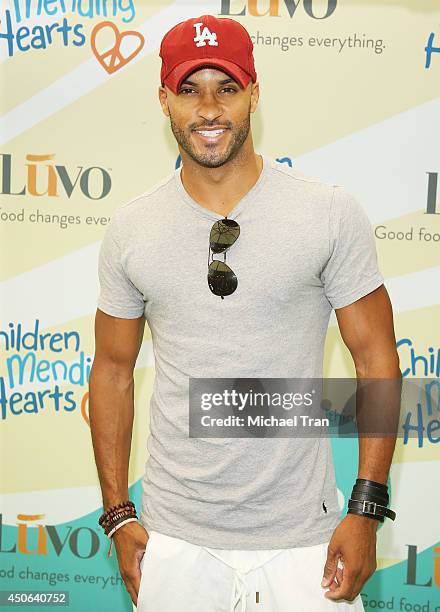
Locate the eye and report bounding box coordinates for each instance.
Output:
[178,86,238,95]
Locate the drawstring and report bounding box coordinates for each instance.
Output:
[202,546,250,612]
[229,568,249,612]
[201,546,283,611]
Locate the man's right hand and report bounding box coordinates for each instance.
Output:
[112,521,149,607]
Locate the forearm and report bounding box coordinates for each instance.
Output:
[88,361,135,510]
[355,359,402,485]
[357,437,397,485]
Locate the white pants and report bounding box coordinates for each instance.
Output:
[133,530,365,612]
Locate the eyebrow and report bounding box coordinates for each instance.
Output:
[180,77,238,87]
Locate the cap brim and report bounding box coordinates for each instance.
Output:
[163,58,252,94]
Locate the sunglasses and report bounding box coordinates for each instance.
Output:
[207,217,240,299]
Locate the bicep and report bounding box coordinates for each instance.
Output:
[334,284,398,370]
[93,308,146,375]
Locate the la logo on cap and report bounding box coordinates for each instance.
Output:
[193,22,218,47]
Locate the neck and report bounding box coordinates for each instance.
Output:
[179,141,263,217]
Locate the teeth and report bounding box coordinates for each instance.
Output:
[196,130,225,137]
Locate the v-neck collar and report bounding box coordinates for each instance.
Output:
[174,153,270,221]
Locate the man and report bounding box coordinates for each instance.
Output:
[89,13,401,612]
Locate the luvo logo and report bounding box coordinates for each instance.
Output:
[0,153,111,200]
[220,0,337,18]
[1,513,104,559]
[405,544,440,589]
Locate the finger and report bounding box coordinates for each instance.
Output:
[325,557,373,602]
[127,584,137,607]
[126,568,142,607]
[133,567,142,598]
[321,551,340,587]
[327,567,344,592]
[133,574,141,597]
[324,569,359,601]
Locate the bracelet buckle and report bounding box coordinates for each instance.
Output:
[362,500,377,515]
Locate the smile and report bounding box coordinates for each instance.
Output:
[193,129,228,142]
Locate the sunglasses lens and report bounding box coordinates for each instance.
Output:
[209,219,240,254]
[208,260,237,296]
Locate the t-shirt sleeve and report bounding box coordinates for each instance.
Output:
[321,185,384,310]
[97,215,145,319]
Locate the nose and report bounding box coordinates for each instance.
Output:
[197,91,223,123]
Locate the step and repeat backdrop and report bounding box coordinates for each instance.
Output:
[0,0,439,610]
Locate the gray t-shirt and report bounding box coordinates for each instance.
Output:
[97,153,384,549]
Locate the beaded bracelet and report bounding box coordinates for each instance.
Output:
[100,505,136,532]
[99,500,135,526]
[104,509,138,535]
[98,500,139,558]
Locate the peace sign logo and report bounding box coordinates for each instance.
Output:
[91,21,145,74]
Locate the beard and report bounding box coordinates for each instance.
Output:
[169,106,251,168]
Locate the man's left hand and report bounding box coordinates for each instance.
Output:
[321,513,379,601]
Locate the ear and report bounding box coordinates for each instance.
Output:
[250,81,260,114]
[158,85,170,117]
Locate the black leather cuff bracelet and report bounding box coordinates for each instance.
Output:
[350,490,389,506]
[356,478,388,492]
[352,484,389,504]
[348,498,396,522]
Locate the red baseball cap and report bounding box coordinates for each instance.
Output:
[159,15,257,94]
